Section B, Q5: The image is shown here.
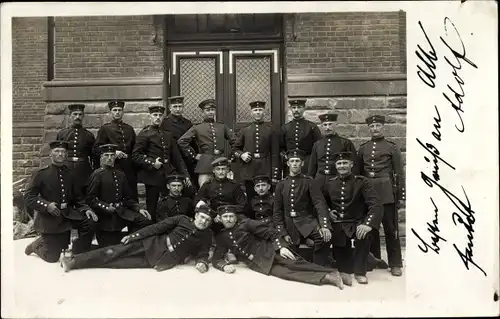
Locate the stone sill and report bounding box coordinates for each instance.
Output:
[287,72,407,83]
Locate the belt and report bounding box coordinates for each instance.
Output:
[320,169,335,175]
[163,159,169,164]
[365,172,390,178]
[59,202,68,209]
[256,215,271,220]
[166,236,174,252]
[66,157,85,162]
[109,202,123,208]
[252,153,267,159]
[213,149,224,155]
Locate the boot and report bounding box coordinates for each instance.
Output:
[226,252,238,265]
[355,275,368,284]
[321,271,344,290]
[24,242,34,256]
[60,256,76,273]
[340,272,353,286]
[391,266,402,276]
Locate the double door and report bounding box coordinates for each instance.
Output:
[167,44,283,181]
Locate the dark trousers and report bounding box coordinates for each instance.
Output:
[332,233,371,276]
[369,203,403,267]
[293,228,332,268]
[145,185,163,222]
[29,218,96,263]
[72,241,150,269]
[243,180,257,218]
[95,230,124,248]
[270,254,336,286]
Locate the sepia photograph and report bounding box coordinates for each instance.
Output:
[2,1,498,318]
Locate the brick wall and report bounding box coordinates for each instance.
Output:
[12,17,48,123]
[285,11,406,74]
[54,15,164,79]
[13,125,44,182]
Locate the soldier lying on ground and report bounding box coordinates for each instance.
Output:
[212,205,345,290]
[60,205,215,273]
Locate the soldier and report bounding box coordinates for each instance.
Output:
[213,205,344,290]
[131,105,191,222]
[308,112,359,192]
[233,101,280,205]
[324,151,383,285]
[56,104,97,194]
[357,115,405,277]
[161,96,199,191]
[94,100,138,200]
[273,149,332,267]
[177,98,237,187]
[156,174,195,221]
[279,98,322,175]
[24,140,98,263]
[86,144,153,248]
[60,206,215,273]
[249,175,274,225]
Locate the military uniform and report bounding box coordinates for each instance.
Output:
[56,104,97,193]
[273,150,332,267]
[177,99,236,176]
[131,105,189,221]
[157,195,194,221]
[24,141,96,263]
[86,145,153,248]
[213,207,341,287]
[308,113,359,194]
[161,96,199,190]
[279,99,322,175]
[357,115,405,269]
[94,101,138,200]
[324,152,383,277]
[233,101,281,203]
[247,175,274,225]
[63,213,214,272]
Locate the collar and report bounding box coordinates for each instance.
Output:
[168,193,182,199]
[371,136,385,141]
[254,120,264,125]
[111,119,123,124]
[325,132,338,139]
[338,173,354,181]
[203,118,215,123]
[71,124,82,129]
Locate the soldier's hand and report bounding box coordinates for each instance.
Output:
[399,199,406,208]
[356,225,372,240]
[115,150,127,159]
[319,227,332,242]
[223,264,236,273]
[240,152,252,163]
[139,209,151,220]
[107,205,116,213]
[284,235,293,244]
[196,200,208,208]
[47,202,61,216]
[195,262,208,273]
[121,235,131,245]
[279,247,296,260]
[271,178,279,184]
[184,177,192,187]
[214,215,221,223]
[85,210,98,222]
[195,154,202,161]
[153,158,162,169]
[329,210,339,221]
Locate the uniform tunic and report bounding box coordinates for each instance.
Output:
[70,215,213,271]
[177,118,236,174]
[213,218,338,285]
[86,167,150,232]
[308,133,359,178]
[56,125,97,191]
[324,174,383,246]
[194,178,247,215]
[273,174,330,245]
[357,137,406,204]
[131,125,189,187]
[94,120,138,198]
[279,118,322,174]
[233,121,281,181]
[157,195,194,220]
[250,193,274,224]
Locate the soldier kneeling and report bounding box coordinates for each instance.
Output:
[212,205,344,290]
[60,205,215,273]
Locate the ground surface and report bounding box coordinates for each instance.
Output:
[9,237,406,318]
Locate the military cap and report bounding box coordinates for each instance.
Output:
[108,100,125,109]
[198,99,216,110]
[333,151,354,162]
[195,204,216,219]
[366,115,386,125]
[168,96,184,106]
[217,205,238,215]
[249,101,266,109]
[318,113,338,122]
[68,104,85,113]
[252,175,271,185]
[99,144,118,154]
[211,157,229,167]
[49,140,69,150]
[148,105,166,114]
[288,98,307,107]
[286,149,306,160]
[166,174,185,184]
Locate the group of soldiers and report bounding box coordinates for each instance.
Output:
[23,95,405,290]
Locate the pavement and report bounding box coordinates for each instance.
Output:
[8,237,406,318]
